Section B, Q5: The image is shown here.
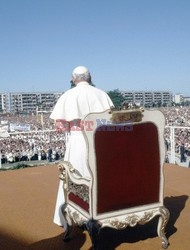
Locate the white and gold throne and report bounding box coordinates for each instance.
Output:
[58,108,170,249]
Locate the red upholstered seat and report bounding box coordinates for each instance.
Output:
[95,122,160,214]
[68,192,89,212]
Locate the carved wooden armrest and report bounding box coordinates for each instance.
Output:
[58,161,90,204]
[58,161,90,186]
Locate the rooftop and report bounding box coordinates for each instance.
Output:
[0,164,189,250]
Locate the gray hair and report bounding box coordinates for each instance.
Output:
[72,71,91,83]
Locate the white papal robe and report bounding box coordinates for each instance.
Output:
[50,81,114,226]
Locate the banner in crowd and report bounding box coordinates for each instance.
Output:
[1,120,8,125]
[0,125,9,138]
[9,123,31,132]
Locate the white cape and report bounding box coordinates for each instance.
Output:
[50,82,113,121]
[51,82,114,226]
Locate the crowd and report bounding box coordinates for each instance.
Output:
[161,107,190,127]
[0,131,65,164]
[161,107,190,163]
[1,107,190,165]
[0,113,56,131]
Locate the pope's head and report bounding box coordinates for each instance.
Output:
[71,66,91,85]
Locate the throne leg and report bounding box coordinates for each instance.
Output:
[86,219,101,250]
[157,207,170,249]
[61,204,73,242]
[63,223,72,242]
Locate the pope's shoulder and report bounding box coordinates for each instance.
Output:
[58,84,108,99]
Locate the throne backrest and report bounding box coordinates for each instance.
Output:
[83,109,165,219]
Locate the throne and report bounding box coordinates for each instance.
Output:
[58,108,170,249]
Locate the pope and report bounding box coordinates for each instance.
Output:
[50,66,114,226]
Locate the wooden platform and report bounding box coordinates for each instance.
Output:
[0,164,189,250]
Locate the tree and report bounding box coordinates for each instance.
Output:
[152,102,156,108]
[157,101,162,108]
[184,101,190,106]
[107,89,125,109]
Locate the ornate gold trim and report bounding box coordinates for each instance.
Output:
[58,162,89,203]
[67,208,86,226]
[58,163,69,201]
[68,180,89,203]
[111,110,143,123]
[103,206,169,230]
[102,206,169,248]
[106,210,155,229]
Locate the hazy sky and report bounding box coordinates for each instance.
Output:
[0,0,190,95]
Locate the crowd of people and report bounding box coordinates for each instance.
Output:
[0,113,65,164]
[0,113,56,131]
[161,107,190,127]
[1,106,190,165]
[161,107,190,163]
[0,131,65,164]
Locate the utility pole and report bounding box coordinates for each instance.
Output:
[170,127,175,164]
[0,127,9,168]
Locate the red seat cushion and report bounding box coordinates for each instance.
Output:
[68,192,89,212]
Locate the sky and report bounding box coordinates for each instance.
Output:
[0,0,190,95]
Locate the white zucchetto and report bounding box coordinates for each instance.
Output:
[72,66,90,78]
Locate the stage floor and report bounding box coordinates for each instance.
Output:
[0,164,189,250]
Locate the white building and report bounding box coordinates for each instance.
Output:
[0,92,63,113]
[173,94,184,104]
[184,96,190,102]
[122,91,172,107]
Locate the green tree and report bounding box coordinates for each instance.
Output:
[107,89,125,109]
[184,101,190,106]
[157,101,162,108]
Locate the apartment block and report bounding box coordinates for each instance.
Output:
[0,92,63,113]
[122,91,173,107]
